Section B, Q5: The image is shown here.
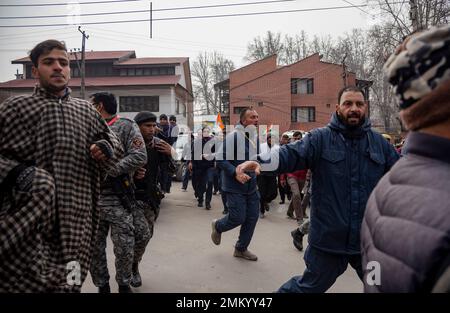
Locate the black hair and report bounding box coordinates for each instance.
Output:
[159,114,168,120]
[90,92,117,115]
[337,86,365,104]
[29,39,67,67]
[292,131,303,138]
[169,115,176,121]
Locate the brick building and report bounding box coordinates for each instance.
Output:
[215,53,371,133]
[0,51,194,129]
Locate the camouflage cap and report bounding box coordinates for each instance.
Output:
[383,24,450,110]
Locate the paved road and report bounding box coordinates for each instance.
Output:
[82,181,363,293]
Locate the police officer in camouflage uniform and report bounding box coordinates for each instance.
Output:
[89,92,150,293]
[131,111,175,287]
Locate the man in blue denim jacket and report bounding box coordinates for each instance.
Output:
[238,87,399,291]
[211,107,260,261]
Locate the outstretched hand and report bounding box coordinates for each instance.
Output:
[235,172,251,184]
[236,161,261,176]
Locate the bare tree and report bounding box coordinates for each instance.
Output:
[370,0,449,37]
[245,31,284,62]
[211,52,235,114]
[280,31,311,64]
[192,51,235,115]
[309,34,335,61]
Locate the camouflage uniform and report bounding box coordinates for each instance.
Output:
[90,117,150,288]
[133,137,172,265]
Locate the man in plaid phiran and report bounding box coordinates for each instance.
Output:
[0,39,122,292]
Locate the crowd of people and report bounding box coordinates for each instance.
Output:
[0,23,449,293]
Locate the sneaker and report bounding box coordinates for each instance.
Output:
[291,229,304,252]
[211,219,221,245]
[118,285,133,293]
[130,263,142,288]
[98,284,111,293]
[205,203,211,210]
[233,249,258,261]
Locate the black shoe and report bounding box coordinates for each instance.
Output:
[198,201,203,207]
[291,229,304,252]
[213,191,218,195]
[130,263,142,288]
[98,284,111,293]
[279,201,285,204]
[205,203,211,210]
[222,210,228,214]
[118,285,133,293]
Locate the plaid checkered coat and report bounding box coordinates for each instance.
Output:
[0,87,122,292]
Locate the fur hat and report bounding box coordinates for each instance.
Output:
[383,24,450,130]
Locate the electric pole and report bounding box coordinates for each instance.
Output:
[78,26,89,99]
[150,2,153,38]
[342,53,348,87]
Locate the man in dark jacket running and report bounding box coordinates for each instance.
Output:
[211,107,260,261]
[238,87,399,292]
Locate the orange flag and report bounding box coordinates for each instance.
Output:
[216,113,225,130]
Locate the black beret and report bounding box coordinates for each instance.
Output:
[134,111,157,125]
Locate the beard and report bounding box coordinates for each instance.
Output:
[338,111,365,129]
[41,76,68,95]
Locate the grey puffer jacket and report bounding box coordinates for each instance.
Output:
[361,131,450,292]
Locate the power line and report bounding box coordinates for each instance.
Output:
[152,0,297,13]
[89,26,248,52]
[0,27,72,40]
[0,2,405,28]
[0,0,297,19]
[92,32,246,58]
[0,0,142,7]
[340,0,372,16]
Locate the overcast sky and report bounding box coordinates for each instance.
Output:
[0,0,376,82]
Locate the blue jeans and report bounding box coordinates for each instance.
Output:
[218,169,228,212]
[215,191,260,251]
[278,245,363,293]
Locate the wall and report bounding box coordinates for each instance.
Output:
[229,54,360,133]
[229,55,277,89]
